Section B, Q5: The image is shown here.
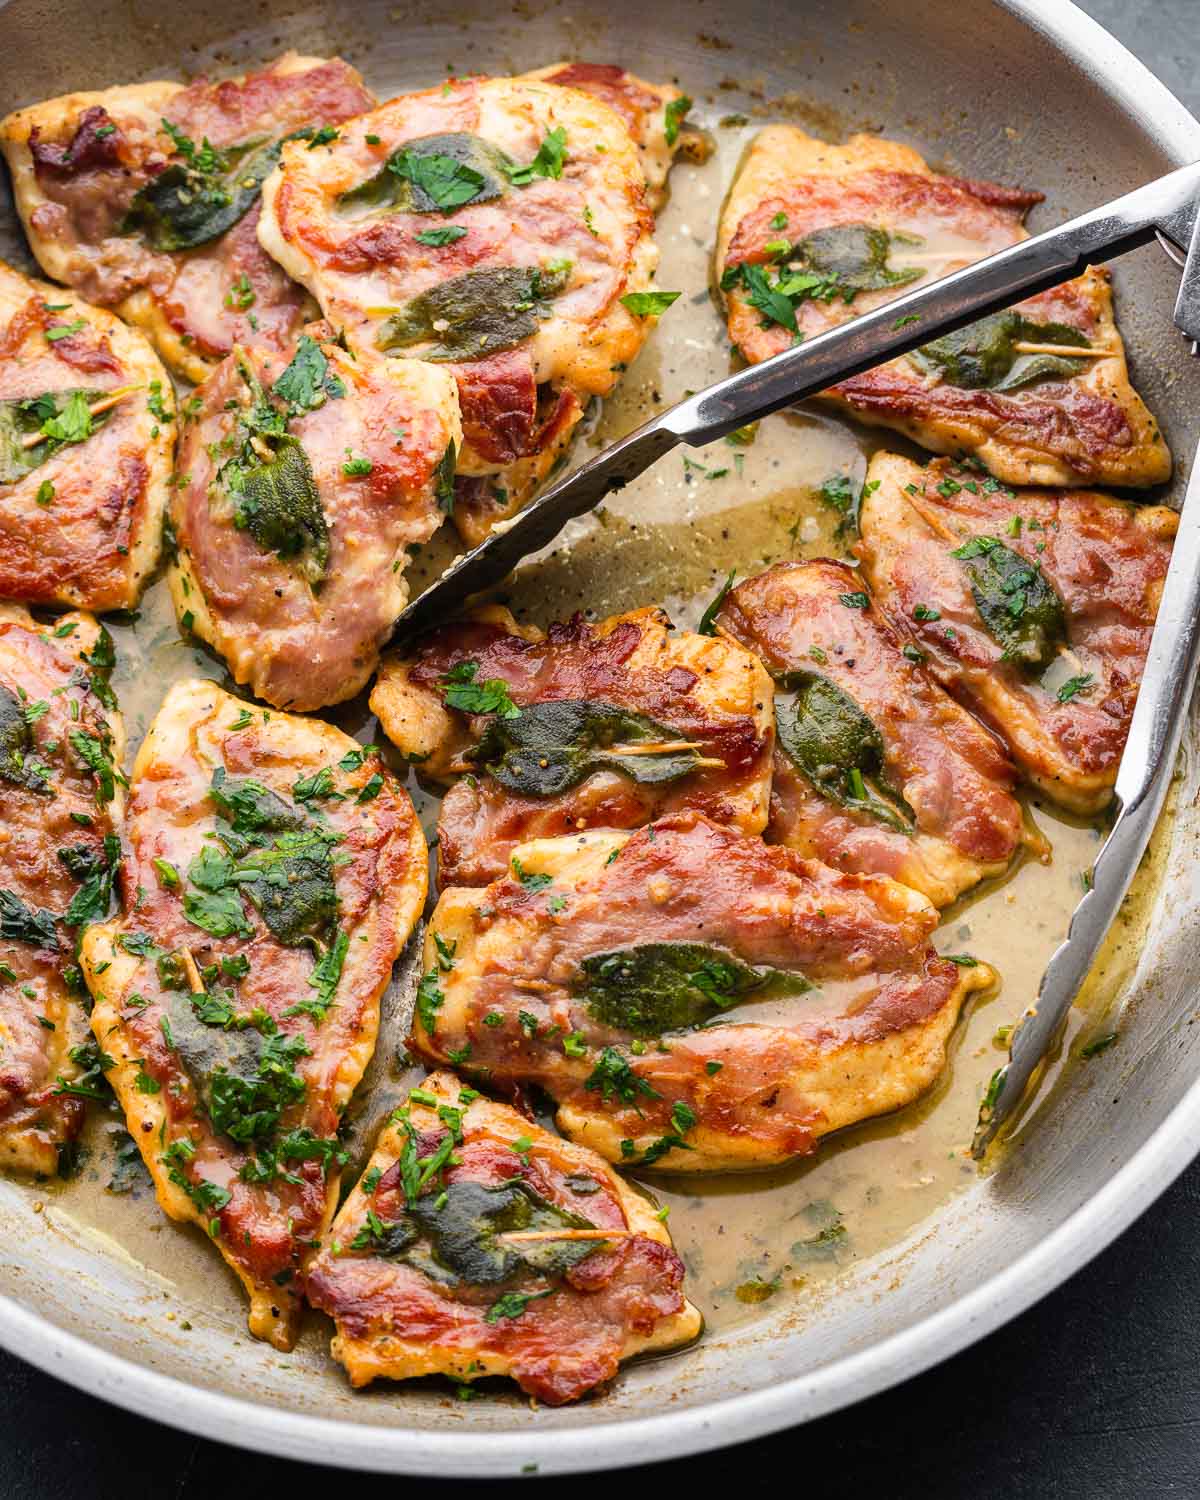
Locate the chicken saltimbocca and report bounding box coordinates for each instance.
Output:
[413,812,993,1172]
[0,259,174,611]
[169,321,461,710]
[0,605,124,1177]
[307,1070,702,1404]
[258,74,685,544]
[856,453,1177,814]
[370,604,774,887]
[716,127,1170,490]
[1,53,376,382]
[717,561,1028,907]
[80,678,427,1348]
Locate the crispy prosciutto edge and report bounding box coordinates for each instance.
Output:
[518,62,703,212]
[0,258,175,611]
[81,677,427,1349]
[0,605,125,1177]
[717,560,1026,908]
[369,604,775,887]
[305,1070,702,1403]
[415,813,995,1172]
[856,451,1178,816]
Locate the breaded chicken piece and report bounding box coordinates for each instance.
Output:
[81,678,426,1349]
[0,605,124,1177]
[0,260,174,610]
[413,813,993,1173]
[718,561,1025,907]
[856,453,1177,814]
[259,76,666,544]
[169,322,460,710]
[306,1070,701,1404]
[717,127,1171,490]
[1,54,375,382]
[370,605,774,887]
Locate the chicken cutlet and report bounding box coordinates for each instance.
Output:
[370,605,774,888]
[413,812,993,1172]
[0,259,174,611]
[306,1070,701,1404]
[717,561,1025,907]
[258,75,670,545]
[856,453,1177,814]
[81,678,427,1348]
[168,322,460,711]
[716,127,1170,490]
[1,53,375,382]
[0,604,124,1178]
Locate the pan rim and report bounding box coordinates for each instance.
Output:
[3,0,1200,1474]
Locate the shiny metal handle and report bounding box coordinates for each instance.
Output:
[973,445,1200,1157]
[393,164,1200,643]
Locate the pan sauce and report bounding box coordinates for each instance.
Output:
[17,103,1167,1357]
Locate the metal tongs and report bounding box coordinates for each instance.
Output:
[395,162,1200,1156]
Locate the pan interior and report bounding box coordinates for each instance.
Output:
[1,0,1198,1471]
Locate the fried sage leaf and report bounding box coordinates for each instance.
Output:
[0,684,51,794]
[0,388,110,484]
[338,132,514,215]
[208,768,308,845]
[376,264,570,361]
[234,828,340,948]
[379,1178,598,1287]
[123,135,280,251]
[908,311,1089,392]
[797,224,922,294]
[467,698,703,797]
[950,535,1066,671]
[775,669,914,833]
[228,435,329,588]
[579,941,811,1037]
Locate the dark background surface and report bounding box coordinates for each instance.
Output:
[3,1,1199,1495]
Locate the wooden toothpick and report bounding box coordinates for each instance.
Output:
[20,385,140,449]
[497,1228,632,1244]
[1011,341,1111,359]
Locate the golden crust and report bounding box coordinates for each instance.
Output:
[0,259,174,610]
[0,605,125,1176]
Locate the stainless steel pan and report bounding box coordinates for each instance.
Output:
[2,0,1199,1476]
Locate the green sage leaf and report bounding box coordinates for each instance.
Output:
[775,669,914,832]
[579,941,810,1036]
[376,263,570,361]
[466,698,704,798]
